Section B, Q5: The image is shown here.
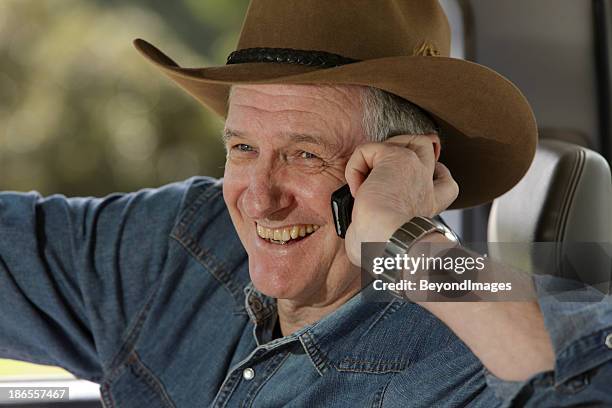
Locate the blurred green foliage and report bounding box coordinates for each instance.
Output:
[0,0,249,196]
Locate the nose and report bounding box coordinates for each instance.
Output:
[241,159,291,219]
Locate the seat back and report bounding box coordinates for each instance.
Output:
[488,139,612,292]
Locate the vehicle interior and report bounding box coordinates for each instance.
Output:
[0,0,610,406]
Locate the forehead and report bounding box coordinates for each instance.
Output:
[228,83,362,109]
[226,84,366,146]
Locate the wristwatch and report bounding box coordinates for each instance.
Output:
[379,216,460,296]
[385,216,459,257]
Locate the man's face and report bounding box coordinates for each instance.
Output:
[223,84,367,303]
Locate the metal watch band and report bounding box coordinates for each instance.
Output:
[378,216,460,294]
[385,216,458,257]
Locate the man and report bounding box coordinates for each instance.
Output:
[1,1,611,407]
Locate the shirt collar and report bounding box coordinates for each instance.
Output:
[243,282,403,375]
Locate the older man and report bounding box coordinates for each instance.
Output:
[222,84,451,331]
[1,1,611,407]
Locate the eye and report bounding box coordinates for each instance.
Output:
[233,144,254,152]
[299,150,319,160]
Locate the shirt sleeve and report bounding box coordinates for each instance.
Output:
[483,274,612,407]
[0,177,212,383]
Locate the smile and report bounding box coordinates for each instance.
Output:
[256,222,320,245]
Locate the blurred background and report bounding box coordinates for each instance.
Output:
[0,0,250,197]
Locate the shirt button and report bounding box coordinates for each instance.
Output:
[605,333,612,349]
[243,367,255,381]
[249,298,263,313]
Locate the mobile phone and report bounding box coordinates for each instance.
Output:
[331,184,354,238]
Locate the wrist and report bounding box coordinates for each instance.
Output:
[375,216,459,299]
[406,230,451,258]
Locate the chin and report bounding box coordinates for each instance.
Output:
[248,259,313,300]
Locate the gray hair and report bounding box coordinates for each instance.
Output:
[361,87,439,142]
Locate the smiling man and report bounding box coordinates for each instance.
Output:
[223,85,367,337]
[1,1,612,407]
[221,83,450,337]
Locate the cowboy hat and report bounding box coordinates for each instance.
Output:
[133,0,537,209]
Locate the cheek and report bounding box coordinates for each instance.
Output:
[290,175,338,220]
[222,166,247,215]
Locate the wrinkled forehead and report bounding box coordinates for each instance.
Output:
[226,84,368,148]
[228,83,364,112]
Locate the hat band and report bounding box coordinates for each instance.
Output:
[226,47,360,68]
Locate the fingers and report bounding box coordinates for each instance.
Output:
[345,142,405,196]
[433,162,459,212]
[345,134,438,196]
[344,145,370,197]
[383,134,439,172]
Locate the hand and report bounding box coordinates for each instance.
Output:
[343,134,458,266]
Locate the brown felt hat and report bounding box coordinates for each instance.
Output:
[133,0,537,209]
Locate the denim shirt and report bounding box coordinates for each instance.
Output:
[0,176,611,407]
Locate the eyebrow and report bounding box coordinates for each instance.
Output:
[222,128,241,144]
[222,128,336,151]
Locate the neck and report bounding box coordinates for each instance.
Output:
[276,273,361,336]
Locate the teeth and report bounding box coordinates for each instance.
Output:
[256,223,320,243]
[282,228,291,241]
[290,225,299,239]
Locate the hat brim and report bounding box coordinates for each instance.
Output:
[134,38,537,210]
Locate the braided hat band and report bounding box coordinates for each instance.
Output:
[227,48,360,68]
